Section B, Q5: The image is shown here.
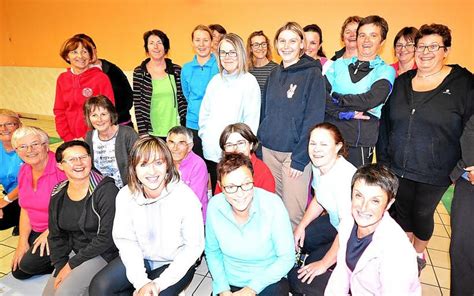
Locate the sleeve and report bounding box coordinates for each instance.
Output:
[247,198,295,293]
[376,88,394,166]
[242,75,261,134]
[336,175,354,222]
[198,78,214,138]
[132,70,146,135]
[181,65,190,101]
[188,162,209,223]
[324,225,351,296]
[98,74,115,104]
[461,114,474,165]
[68,182,119,269]
[116,65,134,112]
[333,79,392,111]
[53,75,74,141]
[48,191,72,276]
[173,65,187,126]
[153,192,204,291]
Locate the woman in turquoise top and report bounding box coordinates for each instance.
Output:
[133,29,186,137]
[181,25,219,157]
[205,153,294,296]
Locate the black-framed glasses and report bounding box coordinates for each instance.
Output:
[62,154,90,166]
[16,141,46,152]
[251,42,268,49]
[395,43,415,52]
[415,44,447,53]
[0,122,18,129]
[219,50,238,58]
[223,140,248,152]
[222,181,254,194]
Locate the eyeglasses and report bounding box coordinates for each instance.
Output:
[395,43,415,52]
[62,154,90,166]
[219,50,238,58]
[166,140,191,149]
[0,122,18,129]
[251,42,268,49]
[223,140,248,151]
[222,181,254,194]
[16,141,46,152]
[415,43,447,53]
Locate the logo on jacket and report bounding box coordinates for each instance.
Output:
[287,84,297,99]
[442,89,451,95]
[82,88,93,98]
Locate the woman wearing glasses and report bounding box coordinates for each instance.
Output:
[378,23,474,271]
[391,27,418,77]
[206,153,294,296]
[247,31,278,97]
[10,127,67,279]
[199,33,260,193]
[43,141,118,295]
[215,123,275,194]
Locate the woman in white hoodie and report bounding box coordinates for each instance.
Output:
[89,135,204,296]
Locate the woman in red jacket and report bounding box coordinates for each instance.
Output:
[54,36,114,141]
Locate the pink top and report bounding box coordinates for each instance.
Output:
[390,61,417,77]
[18,151,67,232]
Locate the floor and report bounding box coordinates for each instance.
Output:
[0,118,453,295]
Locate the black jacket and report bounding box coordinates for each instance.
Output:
[378,65,473,186]
[48,171,119,275]
[451,114,474,181]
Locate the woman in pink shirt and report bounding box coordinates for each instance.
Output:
[10,127,66,279]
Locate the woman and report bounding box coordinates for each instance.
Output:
[89,135,204,296]
[303,24,332,74]
[288,123,356,295]
[43,141,118,295]
[215,123,275,194]
[84,95,138,188]
[378,23,473,271]
[133,29,186,136]
[258,21,326,228]
[209,24,227,54]
[206,153,294,296]
[330,16,362,60]
[181,25,219,157]
[0,109,22,234]
[10,127,67,279]
[199,33,261,193]
[325,164,420,295]
[391,27,418,76]
[54,36,114,141]
[247,30,278,97]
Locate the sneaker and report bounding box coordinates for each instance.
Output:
[417,255,427,276]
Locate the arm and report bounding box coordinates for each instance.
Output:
[376,99,392,166]
[99,75,115,104]
[0,187,18,209]
[181,65,190,102]
[48,196,72,275]
[242,76,261,134]
[332,79,392,111]
[324,234,350,296]
[198,79,214,138]
[132,70,146,135]
[53,76,74,141]
[188,162,209,222]
[174,65,188,126]
[298,235,339,284]
[294,197,325,249]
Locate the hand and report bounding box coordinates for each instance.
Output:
[11,241,29,271]
[288,168,303,179]
[354,111,370,120]
[31,230,49,257]
[293,225,306,251]
[54,263,71,289]
[135,282,160,296]
[297,260,328,284]
[465,166,474,185]
[0,199,9,209]
[232,286,256,296]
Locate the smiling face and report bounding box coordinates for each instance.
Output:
[304,31,322,59]
[219,40,239,74]
[192,29,212,59]
[211,30,224,52]
[59,145,91,182]
[415,34,449,73]
[357,23,384,61]
[395,35,416,64]
[89,106,113,134]
[223,132,252,157]
[221,165,254,214]
[135,155,167,196]
[308,128,342,173]
[0,115,20,144]
[15,134,49,167]
[67,43,91,73]
[147,34,166,60]
[250,35,268,60]
[166,133,192,164]
[277,30,304,67]
[343,22,359,49]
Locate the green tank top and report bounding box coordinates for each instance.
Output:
[150,75,179,137]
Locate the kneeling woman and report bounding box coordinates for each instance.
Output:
[206,153,294,296]
[90,135,204,296]
[325,164,420,295]
[43,141,119,295]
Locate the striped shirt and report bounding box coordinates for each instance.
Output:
[249,61,278,98]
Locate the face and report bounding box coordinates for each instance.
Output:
[308,128,342,172]
[342,22,359,49]
[135,155,167,194]
[0,115,20,143]
[15,133,49,167]
[415,34,449,72]
[395,36,415,64]
[277,30,304,66]
[221,166,254,214]
[147,35,166,60]
[357,24,384,61]
[351,179,392,235]
[166,133,192,164]
[211,30,224,52]
[304,31,321,59]
[58,145,91,182]
[67,43,91,73]
[192,30,212,58]
[89,106,113,133]
[223,132,252,157]
[250,35,268,60]
[219,40,239,74]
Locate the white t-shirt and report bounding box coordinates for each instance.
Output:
[92,130,123,188]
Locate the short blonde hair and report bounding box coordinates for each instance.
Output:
[191,25,213,41]
[0,109,21,125]
[11,126,49,149]
[274,21,306,57]
[216,33,248,75]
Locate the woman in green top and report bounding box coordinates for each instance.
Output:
[133,29,187,137]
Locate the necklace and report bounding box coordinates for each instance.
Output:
[416,67,444,79]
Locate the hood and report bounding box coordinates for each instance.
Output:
[51,169,111,198]
[133,178,181,206]
[280,54,322,73]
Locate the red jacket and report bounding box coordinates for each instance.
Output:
[54,67,115,141]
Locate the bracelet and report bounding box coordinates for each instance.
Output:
[3,194,13,203]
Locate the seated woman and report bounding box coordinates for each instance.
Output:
[89,135,204,296]
[215,123,275,194]
[0,109,22,234]
[206,153,294,296]
[325,164,420,295]
[289,123,356,295]
[83,95,138,189]
[43,141,119,295]
[11,127,67,279]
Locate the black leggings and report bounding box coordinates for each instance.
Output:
[89,256,195,296]
[394,177,448,241]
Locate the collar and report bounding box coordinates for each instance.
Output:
[133,178,180,206]
[349,55,384,68]
[191,53,217,67]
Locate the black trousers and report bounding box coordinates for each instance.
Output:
[229,278,289,296]
[346,146,374,168]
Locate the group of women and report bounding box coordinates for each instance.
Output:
[1,13,472,296]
